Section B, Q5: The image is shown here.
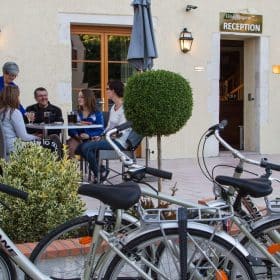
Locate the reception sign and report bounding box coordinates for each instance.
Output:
[220,12,262,34]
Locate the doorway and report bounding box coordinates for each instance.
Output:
[219,40,244,150]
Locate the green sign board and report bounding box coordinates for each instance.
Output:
[220,12,262,34]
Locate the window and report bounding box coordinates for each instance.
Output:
[71,25,135,111]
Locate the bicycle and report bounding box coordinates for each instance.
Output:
[25,122,256,279]
[203,121,280,279]
[138,120,280,279]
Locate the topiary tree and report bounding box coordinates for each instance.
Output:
[124,69,193,192]
[0,141,85,243]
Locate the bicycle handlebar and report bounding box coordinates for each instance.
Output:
[105,122,173,180]
[260,158,280,171]
[211,120,280,171]
[114,121,133,132]
[0,183,28,200]
[145,167,172,180]
[206,119,228,137]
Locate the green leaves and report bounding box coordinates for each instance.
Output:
[124,69,193,137]
[0,141,85,243]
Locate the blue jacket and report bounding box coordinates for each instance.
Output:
[68,110,104,138]
[0,76,26,115]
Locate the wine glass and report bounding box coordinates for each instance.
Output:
[27,111,35,124]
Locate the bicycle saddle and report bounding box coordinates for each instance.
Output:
[215,176,272,198]
[78,182,141,210]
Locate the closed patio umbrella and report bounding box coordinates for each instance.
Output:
[127,0,158,71]
[127,0,158,166]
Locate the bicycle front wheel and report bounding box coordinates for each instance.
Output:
[29,214,136,279]
[241,217,280,279]
[0,249,16,280]
[104,227,255,280]
[29,215,101,279]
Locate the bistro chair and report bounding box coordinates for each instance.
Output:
[96,129,143,183]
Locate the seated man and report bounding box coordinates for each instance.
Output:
[26,87,63,136]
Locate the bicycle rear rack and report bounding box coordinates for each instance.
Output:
[139,205,234,223]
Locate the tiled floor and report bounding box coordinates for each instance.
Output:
[81,152,280,210]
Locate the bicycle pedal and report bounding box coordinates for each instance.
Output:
[267,199,280,212]
[247,255,264,266]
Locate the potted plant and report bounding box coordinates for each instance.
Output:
[124,69,193,192]
[0,141,85,243]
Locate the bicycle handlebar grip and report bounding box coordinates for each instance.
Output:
[260,158,280,171]
[0,184,28,200]
[219,119,228,130]
[206,119,228,137]
[115,121,133,132]
[145,167,172,180]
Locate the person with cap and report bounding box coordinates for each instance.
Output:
[0,62,25,115]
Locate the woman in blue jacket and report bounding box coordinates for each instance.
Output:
[67,89,104,158]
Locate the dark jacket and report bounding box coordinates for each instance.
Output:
[26,102,63,135]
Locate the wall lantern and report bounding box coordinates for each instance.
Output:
[272,65,280,74]
[179,28,193,53]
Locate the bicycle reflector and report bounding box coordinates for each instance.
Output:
[79,236,92,245]
[267,243,280,254]
[215,270,228,280]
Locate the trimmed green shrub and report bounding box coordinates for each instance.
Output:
[124,69,193,192]
[124,69,193,137]
[0,141,85,243]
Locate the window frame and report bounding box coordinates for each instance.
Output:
[71,25,132,111]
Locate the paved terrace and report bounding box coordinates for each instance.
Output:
[81,152,280,210]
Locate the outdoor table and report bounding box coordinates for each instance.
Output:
[26,123,103,143]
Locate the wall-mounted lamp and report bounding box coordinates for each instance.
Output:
[186,5,197,12]
[179,28,193,53]
[272,65,280,74]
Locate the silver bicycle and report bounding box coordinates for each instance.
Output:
[24,123,256,279]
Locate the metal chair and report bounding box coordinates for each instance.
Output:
[97,129,143,183]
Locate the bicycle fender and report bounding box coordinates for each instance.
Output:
[248,214,280,231]
[125,221,250,259]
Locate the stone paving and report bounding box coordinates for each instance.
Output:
[81,152,280,210]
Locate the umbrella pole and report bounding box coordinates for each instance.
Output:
[145,136,150,167]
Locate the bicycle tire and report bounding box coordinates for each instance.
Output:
[29,214,136,279]
[104,227,256,280]
[241,217,280,279]
[0,249,17,280]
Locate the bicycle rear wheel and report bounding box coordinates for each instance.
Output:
[104,227,255,280]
